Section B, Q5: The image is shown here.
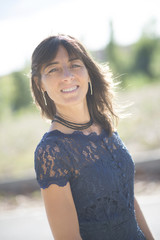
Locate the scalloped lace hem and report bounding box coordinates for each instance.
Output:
[45,128,107,138]
[38,179,69,189]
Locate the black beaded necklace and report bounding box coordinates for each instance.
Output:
[52,115,93,130]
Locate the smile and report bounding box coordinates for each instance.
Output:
[61,86,79,93]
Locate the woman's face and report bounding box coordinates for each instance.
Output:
[40,45,90,110]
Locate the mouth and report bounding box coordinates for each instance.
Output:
[61,85,79,93]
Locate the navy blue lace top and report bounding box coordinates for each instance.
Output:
[34,129,146,240]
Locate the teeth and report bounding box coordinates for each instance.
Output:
[62,86,78,92]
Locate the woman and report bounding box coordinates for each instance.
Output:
[31,34,154,240]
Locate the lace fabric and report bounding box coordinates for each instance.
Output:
[34,129,146,240]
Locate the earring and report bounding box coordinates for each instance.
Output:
[89,81,93,95]
[42,91,47,106]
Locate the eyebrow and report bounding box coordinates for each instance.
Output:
[43,57,80,71]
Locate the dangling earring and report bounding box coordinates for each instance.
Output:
[42,91,47,106]
[89,81,93,95]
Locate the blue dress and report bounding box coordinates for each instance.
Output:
[34,129,146,240]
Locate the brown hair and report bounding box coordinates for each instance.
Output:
[31,34,118,135]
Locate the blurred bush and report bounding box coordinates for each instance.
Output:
[104,20,160,86]
[0,65,35,120]
[10,71,31,112]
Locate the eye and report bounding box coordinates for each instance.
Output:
[71,64,81,68]
[48,68,58,73]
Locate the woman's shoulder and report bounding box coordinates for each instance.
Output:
[34,130,73,189]
[35,125,117,153]
[35,130,62,154]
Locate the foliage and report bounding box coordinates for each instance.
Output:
[10,71,32,111]
[149,40,160,78]
[0,66,34,120]
[104,20,160,86]
[131,36,159,78]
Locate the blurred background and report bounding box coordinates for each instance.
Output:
[0,0,160,239]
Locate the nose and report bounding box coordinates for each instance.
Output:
[62,67,73,81]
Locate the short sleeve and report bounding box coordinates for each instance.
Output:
[34,141,71,189]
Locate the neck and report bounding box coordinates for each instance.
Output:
[55,101,91,123]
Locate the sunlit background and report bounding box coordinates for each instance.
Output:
[0,0,160,239]
[1,0,160,76]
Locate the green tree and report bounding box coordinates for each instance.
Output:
[149,39,160,79]
[105,21,133,80]
[10,70,32,111]
[0,75,15,118]
[105,21,118,73]
[131,37,157,77]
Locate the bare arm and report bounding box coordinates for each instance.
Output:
[41,182,82,240]
[134,197,154,240]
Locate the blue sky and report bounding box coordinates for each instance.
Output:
[0,0,160,76]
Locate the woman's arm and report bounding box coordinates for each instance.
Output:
[134,197,154,240]
[41,182,82,240]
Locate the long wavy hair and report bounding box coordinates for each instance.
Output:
[31,34,119,135]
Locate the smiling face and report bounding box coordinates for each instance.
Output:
[40,45,90,111]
